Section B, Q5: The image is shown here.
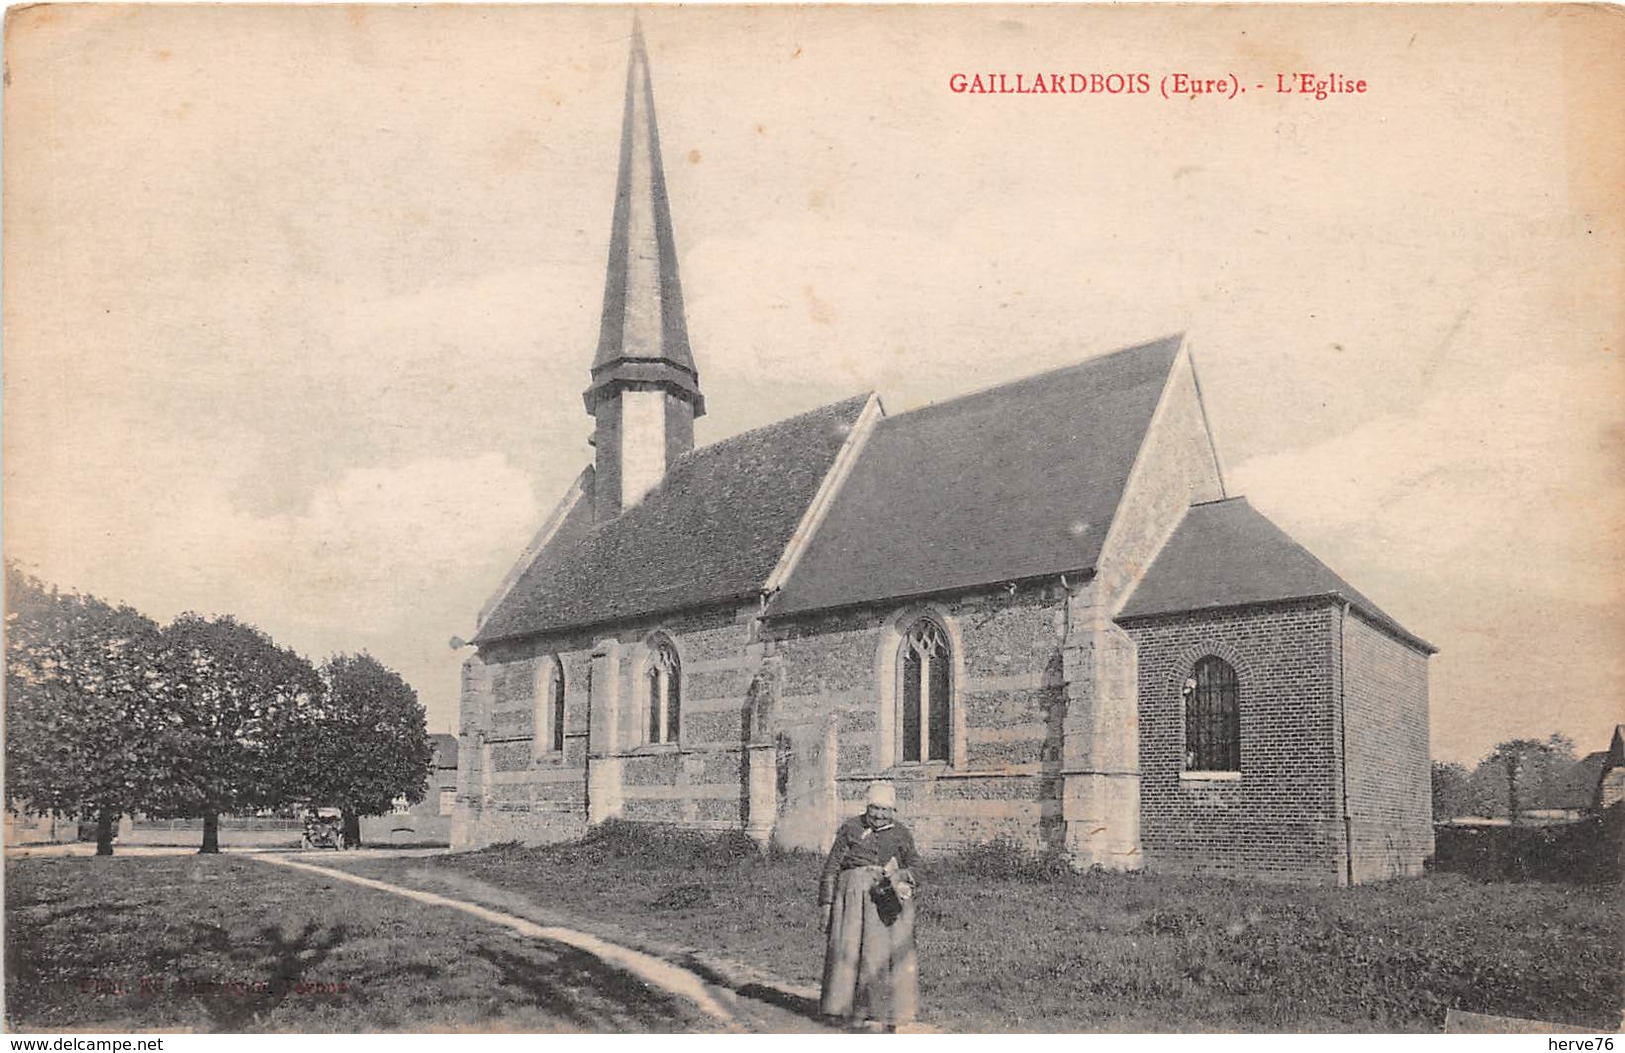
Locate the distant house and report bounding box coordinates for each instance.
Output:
[1589,725,1625,812]
[361,733,460,846]
[1544,726,1625,819]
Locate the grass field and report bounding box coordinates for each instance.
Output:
[4,852,713,1033]
[333,823,1624,1033]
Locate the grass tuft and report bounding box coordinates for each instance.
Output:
[937,836,1075,882]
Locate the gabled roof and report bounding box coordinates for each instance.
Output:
[1116,496,1435,653]
[767,336,1184,618]
[474,394,872,643]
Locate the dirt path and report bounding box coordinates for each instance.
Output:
[257,853,797,1031]
[7,851,717,1032]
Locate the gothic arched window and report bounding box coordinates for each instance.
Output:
[534,657,565,757]
[549,659,566,753]
[899,619,951,763]
[1184,656,1240,772]
[646,637,681,745]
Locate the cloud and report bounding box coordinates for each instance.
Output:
[1230,341,1625,765]
[7,449,541,726]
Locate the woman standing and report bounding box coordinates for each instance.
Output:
[818,781,922,1031]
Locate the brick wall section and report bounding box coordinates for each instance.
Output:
[1340,609,1433,880]
[1124,601,1345,884]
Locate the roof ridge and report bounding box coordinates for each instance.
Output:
[672,391,874,466]
[1189,494,1247,509]
[880,333,1186,424]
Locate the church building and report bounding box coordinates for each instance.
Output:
[454,26,1436,885]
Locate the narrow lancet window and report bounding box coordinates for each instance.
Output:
[900,619,950,763]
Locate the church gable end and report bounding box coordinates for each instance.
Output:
[1094,339,1227,614]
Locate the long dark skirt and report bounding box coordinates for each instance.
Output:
[820,865,918,1024]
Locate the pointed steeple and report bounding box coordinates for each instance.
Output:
[584,15,704,417]
[583,18,705,521]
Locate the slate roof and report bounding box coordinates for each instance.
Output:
[767,335,1184,618]
[474,394,871,643]
[1117,496,1435,652]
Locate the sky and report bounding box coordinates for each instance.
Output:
[5,5,1622,764]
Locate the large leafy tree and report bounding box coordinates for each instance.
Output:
[4,564,175,855]
[159,614,321,852]
[1473,734,1579,822]
[301,653,432,847]
[1431,760,1492,821]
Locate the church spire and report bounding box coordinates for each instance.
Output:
[584,17,705,521]
[585,15,704,417]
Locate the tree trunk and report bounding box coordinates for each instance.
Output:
[341,808,361,849]
[200,811,221,854]
[95,810,116,856]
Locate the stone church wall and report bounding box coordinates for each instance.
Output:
[1124,600,1347,884]
[456,634,593,848]
[458,583,1428,886]
[770,581,1069,855]
[456,604,762,850]
[613,605,757,828]
[1339,609,1433,881]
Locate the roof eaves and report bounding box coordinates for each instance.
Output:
[1116,590,1437,655]
[767,565,1095,623]
[475,590,762,648]
[1341,599,1437,655]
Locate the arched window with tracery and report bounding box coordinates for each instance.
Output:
[646,637,681,745]
[1183,655,1240,772]
[899,619,951,763]
[534,657,565,758]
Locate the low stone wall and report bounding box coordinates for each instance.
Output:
[359,814,452,847]
[120,817,303,848]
